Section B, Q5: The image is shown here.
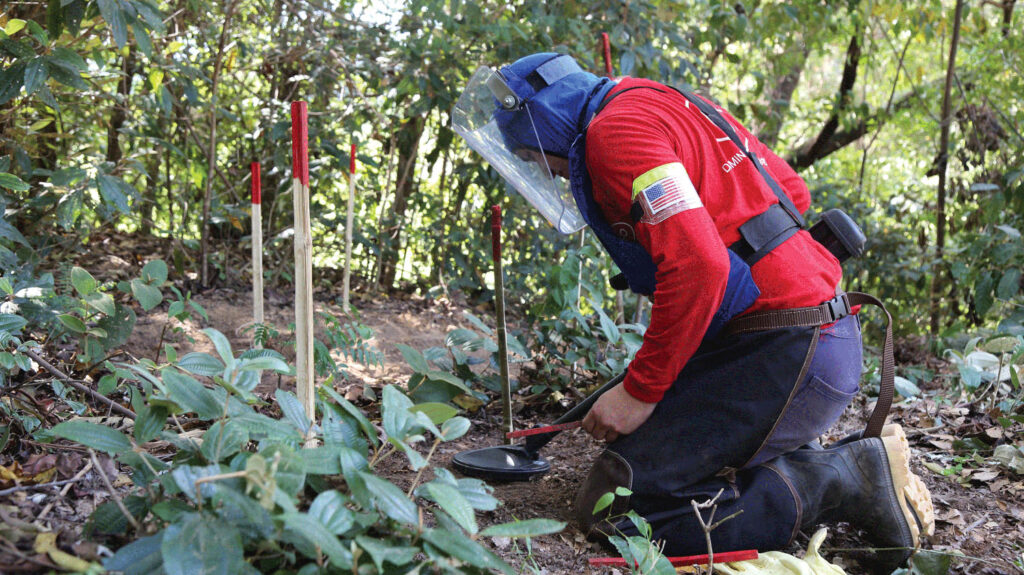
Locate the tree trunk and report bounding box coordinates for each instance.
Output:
[930,0,966,336]
[378,116,424,290]
[106,50,135,165]
[757,44,809,149]
[199,0,239,288]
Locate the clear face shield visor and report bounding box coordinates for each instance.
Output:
[452,66,584,234]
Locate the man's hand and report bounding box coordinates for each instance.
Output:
[582,382,657,443]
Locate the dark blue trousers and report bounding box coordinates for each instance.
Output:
[575,315,862,554]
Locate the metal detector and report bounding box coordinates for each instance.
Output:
[451,372,624,481]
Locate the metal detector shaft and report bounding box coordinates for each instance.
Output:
[523,371,626,456]
[491,206,513,445]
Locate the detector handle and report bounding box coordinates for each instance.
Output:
[523,371,626,457]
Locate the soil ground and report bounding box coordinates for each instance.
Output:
[2,234,1022,574]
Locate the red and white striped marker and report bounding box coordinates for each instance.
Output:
[342,143,356,310]
[290,101,315,438]
[589,549,758,568]
[251,161,264,346]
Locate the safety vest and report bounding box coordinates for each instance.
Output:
[566,83,810,341]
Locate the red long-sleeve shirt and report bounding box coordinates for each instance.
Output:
[586,79,842,403]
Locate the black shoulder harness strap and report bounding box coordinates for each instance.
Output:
[594,85,805,266]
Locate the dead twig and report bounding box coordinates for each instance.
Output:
[22,348,136,420]
[0,477,87,498]
[35,460,94,524]
[690,488,744,575]
[88,449,140,531]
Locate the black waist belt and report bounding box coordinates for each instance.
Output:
[723,291,895,440]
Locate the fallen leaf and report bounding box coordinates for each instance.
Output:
[985,427,1004,439]
[972,470,1000,482]
[928,439,953,450]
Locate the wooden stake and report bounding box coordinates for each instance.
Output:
[291,101,315,441]
[601,32,613,77]
[342,143,356,311]
[251,161,264,347]
[491,206,513,445]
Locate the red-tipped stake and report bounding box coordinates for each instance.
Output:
[342,143,356,311]
[492,206,513,444]
[505,420,581,439]
[291,101,315,443]
[601,32,613,77]
[251,162,264,347]
[589,549,758,568]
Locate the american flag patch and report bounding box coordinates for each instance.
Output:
[632,163,702,224]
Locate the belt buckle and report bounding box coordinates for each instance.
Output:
[826,293,852,322]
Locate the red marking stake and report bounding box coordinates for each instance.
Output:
[290,101,315,437]
[589,549,758,568]
[251,162,264,341]
[601,32,613,77]
[505,421,582,439]
[342,142,357,309]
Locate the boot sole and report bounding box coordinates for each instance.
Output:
[879,424,936,544]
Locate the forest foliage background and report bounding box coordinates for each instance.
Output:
[1,0,1024,573]
[1,0,1022,336]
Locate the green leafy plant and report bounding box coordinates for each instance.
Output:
[48,328,564,573]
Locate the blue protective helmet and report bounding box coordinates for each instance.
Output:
[493,53,610,158]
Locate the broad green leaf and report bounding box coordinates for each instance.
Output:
[53,420,131,454]
[0,278,11,296]
[23,58,46,96]
[200,421,248,462]
[299,445,342,475]
[162,370,222,419]
[426,370,473,393]
[0,62,26,106]
[95,174,131,214]
[202,328,235,369]
[83,292,116,316]
[176,352,223,377]
[170,464,222,502]
[0,219,28,246]
[462,311,493,335]
[997,269,1021,300]
[51,47,86,71]
[355,535,418,571]
[237,356,289,373]
[592,492,615,515]
[319,385,378,447]
[57,313,87,333]
[480,518,566,538]
[4,19,27,35]
[308,490,354,534]
[358,472,419,525]
[161,513,247,575]
[281,512,352,568]
[104,532,164,575]
[43,57,87,90]
[131,279,162,311]
[440,416,470,441]
[133,405,166,444]
[276,389,311,433]
[96,0,128,48]
[408,402,458,425]
[0,313,27,333]
[426,482,477,534]
[141,259,168,284]
[420,528,513,574]
[70,266,97,296]
[396,343,430,373]
[894,375,921,398]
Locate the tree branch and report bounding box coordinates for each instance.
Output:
[786,32,862,169]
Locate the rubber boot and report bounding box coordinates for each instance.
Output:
[765,425,935,574]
